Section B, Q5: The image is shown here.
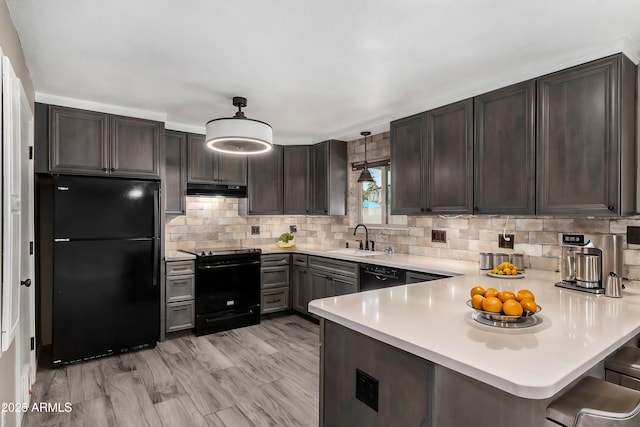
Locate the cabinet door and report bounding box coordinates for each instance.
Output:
[165,130,187,214]
[187,134,216,183]
[310,270,334,300]
[474,81,535,214]
[425,99,474,214]
[537,55,622,215]
[292,265,309,313]
[284,145,310,214]
[49,106,109,175]
[248,145,283,214]
[334,276,357,296]
[391,113,426,215]
[310,142,329,214]
[110,115,162,179]
[217,154,247,186]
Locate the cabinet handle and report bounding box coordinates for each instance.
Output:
[266,298,282,304]
[474,206,479,212]
[426,207,432,212]
[608,205,615,211]
[173,307,188,311]
[110,167,116,172]
[171,267,190,271]
[102,167,108,172]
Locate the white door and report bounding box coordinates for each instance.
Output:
[1,55,21,353]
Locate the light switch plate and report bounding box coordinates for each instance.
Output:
[290,225,297,233]
[251,225,260,235]
[431,230,446,243]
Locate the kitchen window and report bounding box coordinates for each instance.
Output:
[359,165,407,226]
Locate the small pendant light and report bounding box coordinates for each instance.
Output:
[357,131,374,183]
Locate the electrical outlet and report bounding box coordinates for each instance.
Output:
[499,234,514,249]
[251,225,260,235]
[431,230,446,243]
[627,226,640,245]
[290,225,297,233]
[356,369,379,412]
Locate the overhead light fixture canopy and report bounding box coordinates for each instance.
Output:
[206,96,273,155]
[357,131,374,183]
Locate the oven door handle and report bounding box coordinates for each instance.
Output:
[198,260,260,270]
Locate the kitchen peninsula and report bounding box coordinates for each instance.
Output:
[309,266,640,426]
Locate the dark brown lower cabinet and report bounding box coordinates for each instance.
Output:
[322,321,433,426]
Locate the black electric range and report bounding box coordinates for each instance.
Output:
[180,248,262,335]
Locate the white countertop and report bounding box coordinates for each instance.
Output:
[309,266,640,399]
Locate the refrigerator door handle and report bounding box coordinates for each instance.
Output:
[153,238,159,287]
[154,188,160,238]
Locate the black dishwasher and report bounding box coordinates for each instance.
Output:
[359,264,406,291]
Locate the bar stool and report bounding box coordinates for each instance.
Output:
[605,346,640,390]
[546,376,640,426]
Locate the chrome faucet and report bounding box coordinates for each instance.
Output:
[353,224,369,250]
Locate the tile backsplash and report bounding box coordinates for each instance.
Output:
[165,132,640,280]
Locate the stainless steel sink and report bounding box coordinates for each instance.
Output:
[326,248,386,257]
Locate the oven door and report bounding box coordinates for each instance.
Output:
[195,255,261,315]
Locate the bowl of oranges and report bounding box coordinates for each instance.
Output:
[487,262,524,279]
[467,286,540,323]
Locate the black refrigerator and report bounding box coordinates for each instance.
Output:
[52,175,160,366]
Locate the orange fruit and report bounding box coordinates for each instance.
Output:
[482,296,503,313]
[516,289,535,301]
[497,291,516,303]
[511,269,519,275]
[503,268,511,275]
[484,288,499,298]
[503,300,524,316]
[520,298,537,313]
[471,294,485,310]
[470,286,486,298]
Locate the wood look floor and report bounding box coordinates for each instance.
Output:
[23,314,320,427]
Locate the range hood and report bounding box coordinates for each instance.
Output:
[186,183,247,198]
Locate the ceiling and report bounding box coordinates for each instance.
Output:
[6,0,640,144]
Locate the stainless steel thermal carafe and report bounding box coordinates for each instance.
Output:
[576,253,601,288]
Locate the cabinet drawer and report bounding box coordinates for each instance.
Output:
[166,301,195,332]
[261,254,290,266]
[309,256,358,278]
[166,260,195,276]
[166,274,195,302]
[261,288,290,314]
[261,265,290,289]
[293,254,308,267]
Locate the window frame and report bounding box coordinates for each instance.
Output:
[357,163,407,228]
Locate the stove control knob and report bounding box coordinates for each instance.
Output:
[200,251,206,256]
[208,251,214,255]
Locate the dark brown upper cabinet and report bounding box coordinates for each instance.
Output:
[45,105,162,179]
[310,140,347,215]
[165,130,187,214]
[425,99,474,214]
[391,100,473,215]
[474,80,536,215]
[390,112,426,215]
[247,145,284,215]
[283,145,310,214]
[187,134,247,186]
[536,54,636,216]
[110,115,162,178]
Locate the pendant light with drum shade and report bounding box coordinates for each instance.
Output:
[357,131,374,182]
[205,96,273,155]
